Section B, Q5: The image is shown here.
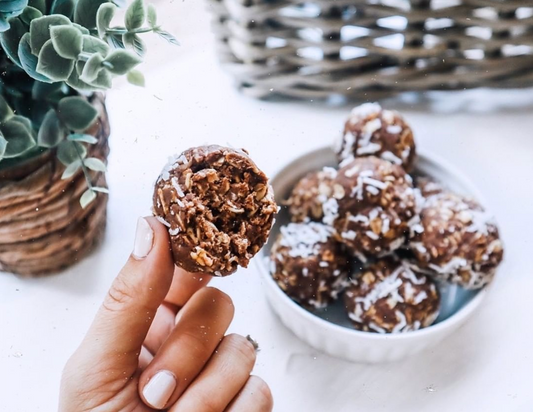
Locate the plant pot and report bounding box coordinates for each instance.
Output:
[0,94,110,277]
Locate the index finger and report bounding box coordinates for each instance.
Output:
[164,267,212,308]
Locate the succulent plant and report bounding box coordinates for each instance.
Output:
[0,0,177,208]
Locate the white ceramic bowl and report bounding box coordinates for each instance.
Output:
[255,147,489,363]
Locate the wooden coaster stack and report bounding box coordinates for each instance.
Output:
[0,94,110,277]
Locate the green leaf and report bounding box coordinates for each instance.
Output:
[56,140,86,165]
[0,117,36,158]
[0,16,9,33]
[0,96,13,122]
[68,133,97,144]
[97,2,115,38]
[123,32,145,57]
[31,81,63,100]
[20,6,42,25]
[18,33,53,82]
[83,157,106,172]
[29,14,71,55]
[90,69,112,88]
[80,53,104,83]
[9,115,33,132]
[125,0,145,31]
[57,96,98,131]
[51,0,75,18]
[0,0,28,15]
[103,49,141,75]
[66,68,100,91]
[28,0,46,13]
[80,188,96,209]
[74,0,109,29]
[147,4,156,28]
[107,33,124,49]
[127,69,144,87]
[72,23,89,35]
[156,29,179,46]
[50,24,82,59]
[61,159,81,179]
[82,34,109,56]
[37,109,64,147]
[36,39,75,81]
[0,17,27,65]
[0,134,7,159]
[92,186,109,193]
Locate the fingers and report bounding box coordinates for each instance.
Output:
[144,303,178,355]
[165,267,212,307]
[169,334,257,412]
[139,287,235,410]
[225,376,274,412]
[80,217,174,368]
[144,265,212,355]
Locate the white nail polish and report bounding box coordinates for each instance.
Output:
[133,217,154,259]
[143,370,177,409]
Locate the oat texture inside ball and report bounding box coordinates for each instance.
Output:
[153,145,278,276]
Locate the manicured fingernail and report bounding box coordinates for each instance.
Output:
[133,217,154,259]
[143,371,177,409]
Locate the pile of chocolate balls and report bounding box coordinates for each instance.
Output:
[270,103,504,334]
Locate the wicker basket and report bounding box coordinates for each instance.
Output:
[0,94,110,277]
[208,0,533,99]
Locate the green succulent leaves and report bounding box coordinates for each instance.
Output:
[96,2,115,38]
[2,0,178,91]
[57,96,98,131]
[0,115,36,158]
[1,0,178,206]
[125,0,144,31]
[37,108,63,147]
[0,0,28,32]
[50,24,81,58]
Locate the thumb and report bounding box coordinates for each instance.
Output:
[79,217,174,368]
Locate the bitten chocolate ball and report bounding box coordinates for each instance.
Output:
[344,257,440,333]
[153,145,278,276]
[286,167,343,223]
[336,103,416,172]
[331,156,417,261]
[408,191,504,289]
[270,222,350,309]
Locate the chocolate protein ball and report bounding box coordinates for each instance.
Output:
[336,103,416,172]
[286,167,343,224]
[344,257,440,333]
[153,145,278,276]
[270,222,350,309]
[408,191,504,289]
[331,156,417,261]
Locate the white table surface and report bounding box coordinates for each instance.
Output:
[2,2,533,411]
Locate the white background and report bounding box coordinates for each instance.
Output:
[2,1,533,411]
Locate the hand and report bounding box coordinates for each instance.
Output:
[59,217,273,412]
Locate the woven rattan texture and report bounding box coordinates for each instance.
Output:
[209,0,533,99]
[0,95,110,277]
